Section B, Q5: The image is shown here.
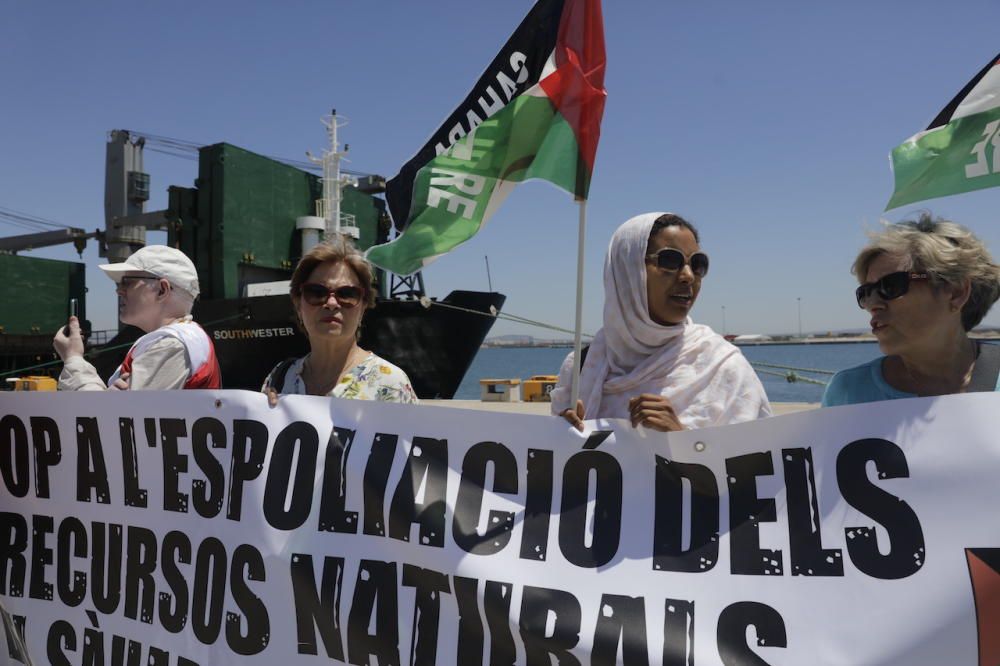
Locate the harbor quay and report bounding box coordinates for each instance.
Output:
[425,400,815,416]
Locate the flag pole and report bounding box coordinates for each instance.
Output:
[569,197,587,411]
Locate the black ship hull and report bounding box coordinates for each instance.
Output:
[0,334,66,380]
[83,290,504,399]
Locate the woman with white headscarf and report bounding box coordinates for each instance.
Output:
[550,212,771,431]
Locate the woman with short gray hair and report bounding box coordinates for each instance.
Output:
[822,213,1000,406]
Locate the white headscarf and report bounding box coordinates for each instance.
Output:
[551,212,771,429]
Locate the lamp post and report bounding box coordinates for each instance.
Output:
[797,297,802,339]
[722,305,727,336]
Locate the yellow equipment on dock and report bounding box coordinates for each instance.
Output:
[522,375,559,402]
[5,376,58,391]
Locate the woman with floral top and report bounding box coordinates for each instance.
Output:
[262,236,417,405]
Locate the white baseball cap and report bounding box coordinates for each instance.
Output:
[98,245,200,298]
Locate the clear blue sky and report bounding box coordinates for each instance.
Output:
[3,0,999,338]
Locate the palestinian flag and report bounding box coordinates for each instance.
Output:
[886,52,1000,210]
[367,0,606,276]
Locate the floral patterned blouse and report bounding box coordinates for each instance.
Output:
[263,353,418,403]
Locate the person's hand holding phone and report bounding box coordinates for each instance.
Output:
[62,298,78,336]
[53,316,85,361]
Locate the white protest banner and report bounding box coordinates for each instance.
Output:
[1,390,999,665]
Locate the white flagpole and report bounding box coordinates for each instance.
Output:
[569,198,587,411]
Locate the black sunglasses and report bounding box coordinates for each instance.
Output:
[855,271,929,309]
[646,248,710,277]
[118,276,162,289]
[300,283,365,308]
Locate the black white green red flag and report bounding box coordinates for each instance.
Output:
[367,0,606,276]
[886,52,1000,210]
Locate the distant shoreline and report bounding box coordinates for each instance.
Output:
[484,331,1000,349]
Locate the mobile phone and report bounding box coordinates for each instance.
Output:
[63,298,79,336]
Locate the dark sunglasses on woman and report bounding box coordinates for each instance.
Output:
[300,283,365,308]
[855,271,929,309]
[646,248,710,277]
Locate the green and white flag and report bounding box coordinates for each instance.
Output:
[368,0,607,276]
[887,52,1000,210]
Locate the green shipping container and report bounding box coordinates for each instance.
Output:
[0,254,86,335]
[168,143,387,300]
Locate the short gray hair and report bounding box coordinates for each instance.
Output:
[852,213,1000,331]
[171,286,195,315]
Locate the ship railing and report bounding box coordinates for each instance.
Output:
[750,361,833,386]
[315,202,360,239]
[337,213,361,239]
[89,329,115,345]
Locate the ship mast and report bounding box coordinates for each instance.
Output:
[309,109,359,241]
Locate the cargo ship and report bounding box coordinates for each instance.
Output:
[0,115,504,397]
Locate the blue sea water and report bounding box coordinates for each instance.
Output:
[454,343,884,403]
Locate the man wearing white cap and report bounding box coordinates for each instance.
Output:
[53,245,222,390]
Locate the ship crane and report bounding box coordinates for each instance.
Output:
[0,206,103,256]
[0,227,102,255]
